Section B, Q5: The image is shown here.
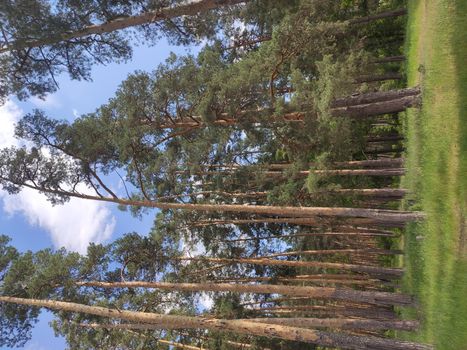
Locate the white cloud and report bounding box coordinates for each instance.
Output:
[2,187,116,254]
[198,292,214,311]
[30,94,61,109]
[72,108,80,119]
[0,100,21,147]
[0,100,116,253]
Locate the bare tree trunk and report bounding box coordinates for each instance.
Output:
[188,168,406,177]
[371,55,406,63]
[249,318,419,331]
[80,317,419,332]
[333,88,418,108]
[76,280,412,306]
[296,168,406,176]
[355,73,403,84]
[0,0,248,53]
[194,217,405,229]
[202,158,405,170]
[221,231,395,243]
[260,248,403,258]
[11,182,424,225]
[331,95,419,118]
[0,296,433,349]
[332,188,407,199]
[222,274,385,285]
[365,146,405,155]
[258,307,399,320]
[157,191,268,201]
[178,257,405,279]
[215,276,385,287]
[367,135,404,143]
[160,187,407,202]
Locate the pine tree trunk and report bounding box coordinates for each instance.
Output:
[179,257,405,279]
[221,230,395,243]
[355,73,403,84]
[208,158,404,170]
[365,146,405,155]
[259,307,399,320]
[332,188,408,199]
[371,55,406,63]
[79,320,422,348]
[216,277,381,286]
[76,280,412,306]
[331,95,419,118]
[0,296,433,349]
[195,159,405,171]
[157,190,268,201]
[16,182,423,225]
[0,0,248,53]
[249,318,419,331]
[333,88,418,108]
[194,217,404,229]
[220,274,384,284]
[252,305,390,313]
[261,248,403,258]
[297,168,406,176]
[367,135,404,143]
[188,168,406,177]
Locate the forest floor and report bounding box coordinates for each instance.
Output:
[398,0,467,349]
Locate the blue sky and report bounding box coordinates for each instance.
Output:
[0,38,198,350]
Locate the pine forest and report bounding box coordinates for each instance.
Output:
[0,1,466,349]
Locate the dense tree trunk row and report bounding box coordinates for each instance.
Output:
[0,296,433,350]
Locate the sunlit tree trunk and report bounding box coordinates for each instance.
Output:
[0,296,433,349]
[249,318,419,331]
[76,280,411,306]
[8,182,424,225]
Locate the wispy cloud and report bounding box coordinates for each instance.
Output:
[0,100,116,253]
[30,94,61,109]
[72,108,80,119]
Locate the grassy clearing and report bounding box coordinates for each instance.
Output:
[400,1,467,349]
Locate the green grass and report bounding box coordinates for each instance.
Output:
[399,1,467,349]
